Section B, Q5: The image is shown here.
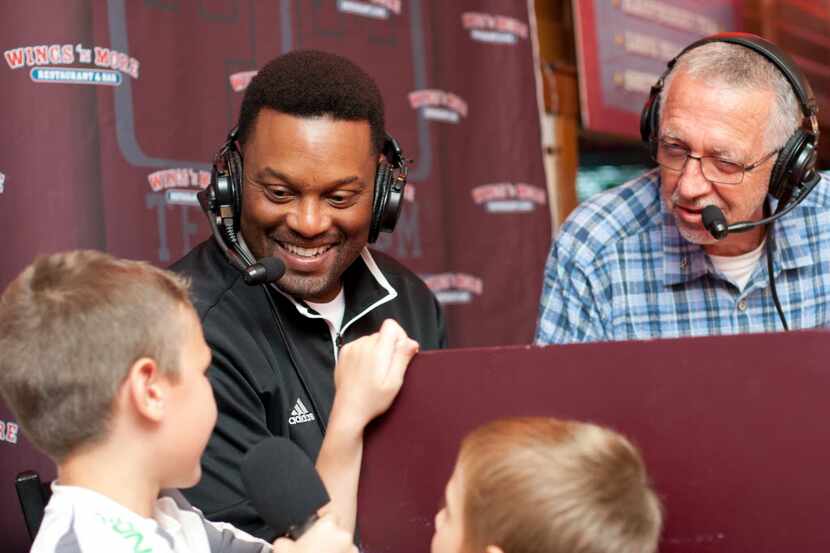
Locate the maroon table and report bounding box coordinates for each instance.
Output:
[359,331,830,553]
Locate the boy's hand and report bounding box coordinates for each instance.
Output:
[333,319,420,430]
[272,514,356,553]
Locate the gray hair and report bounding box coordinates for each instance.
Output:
[659,41,802,151]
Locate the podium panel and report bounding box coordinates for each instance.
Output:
[358,331,830,553]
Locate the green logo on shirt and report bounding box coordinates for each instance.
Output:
[97,514,153,553]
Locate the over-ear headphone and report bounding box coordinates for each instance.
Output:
[203,127,408,247]
[640,32,820,206]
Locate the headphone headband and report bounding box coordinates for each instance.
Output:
[642,33,819,142]
[672,33,817,119]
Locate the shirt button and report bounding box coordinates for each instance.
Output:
[680,257,688,269]
[737,299,748,312]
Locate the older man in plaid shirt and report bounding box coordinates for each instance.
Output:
[536,36,830,344]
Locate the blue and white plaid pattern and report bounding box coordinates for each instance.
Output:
[535,169,830,344]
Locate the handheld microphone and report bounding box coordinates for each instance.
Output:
[241,437,330,539]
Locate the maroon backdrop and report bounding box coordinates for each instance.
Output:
[0,1,549,550]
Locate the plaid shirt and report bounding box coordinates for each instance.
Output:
[536,169,830,344]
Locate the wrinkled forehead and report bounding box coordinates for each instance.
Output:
[662,75,773,157]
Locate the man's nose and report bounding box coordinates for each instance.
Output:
[674,155,714,200]
[286,197,331,237]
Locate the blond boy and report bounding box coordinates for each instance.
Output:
[431,417,662,553]
[0,251,415,553]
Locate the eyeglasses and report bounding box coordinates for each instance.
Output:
[652,139,780,185]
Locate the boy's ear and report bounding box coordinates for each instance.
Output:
[124,357,168,423]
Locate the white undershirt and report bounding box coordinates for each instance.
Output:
[708,239,767,291]
[306,288,346,335]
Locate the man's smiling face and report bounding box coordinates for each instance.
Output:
[240,108,376,302]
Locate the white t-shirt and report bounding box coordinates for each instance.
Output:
[306,288,346,335]
[708,239,767,291]
[32,484,269,553]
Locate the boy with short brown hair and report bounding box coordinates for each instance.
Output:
[0,250,362,553]
[431,417,662,553]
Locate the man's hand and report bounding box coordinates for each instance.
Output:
[333,318,420,430]
[272,514,356,553]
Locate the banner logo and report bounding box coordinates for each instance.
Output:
[423,273,483,304]
[147,168,211,207]
[337,0,402,19]
[472,182,547,213]
[4,43,140,86]
[409,89,468,123]
[0,420,19,445]
[0,171,5,194]
[461,12,528,45]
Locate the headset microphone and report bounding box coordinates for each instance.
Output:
[245,256,285,285]
[701,170,821,241]
[197,188,286,285]
[702,206,728,240]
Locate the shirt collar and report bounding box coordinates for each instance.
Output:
[273,247,398,326]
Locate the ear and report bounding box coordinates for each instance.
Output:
[484,545,505,553]
[123,357,169,423]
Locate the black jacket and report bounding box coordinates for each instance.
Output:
[171,239,446,539]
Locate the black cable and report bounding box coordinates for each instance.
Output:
[765,235,789,331]
[763,199,789,331]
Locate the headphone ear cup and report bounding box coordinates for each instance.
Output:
[369,162,392,243]
[225,148,244,230]
[640,93,660,143]
[769,130,809,200]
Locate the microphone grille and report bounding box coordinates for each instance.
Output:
[259,257,286,282]
[702,205,728,240]
[243,257,286,285]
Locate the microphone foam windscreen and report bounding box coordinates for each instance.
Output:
[241,437,329,536]
[702,205,727,228]
[260,257,286,282]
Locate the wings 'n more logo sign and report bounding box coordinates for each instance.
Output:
[0,419,19,445]
[4,43,139,86]
[337,0,402,19]
[147,168,212,208]
[472,182,547,213]
[423,273,483,305]
[461,12,528,45]
[408,90,468,124]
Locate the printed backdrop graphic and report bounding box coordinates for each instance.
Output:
[0,1,549,550]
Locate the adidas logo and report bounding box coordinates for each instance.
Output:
[288,398,316,425]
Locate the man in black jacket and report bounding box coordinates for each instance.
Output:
[172,50,447,540]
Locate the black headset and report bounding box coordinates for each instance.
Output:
[203,126,408,249]
[640,32,820,207]
[197,124,408,439]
